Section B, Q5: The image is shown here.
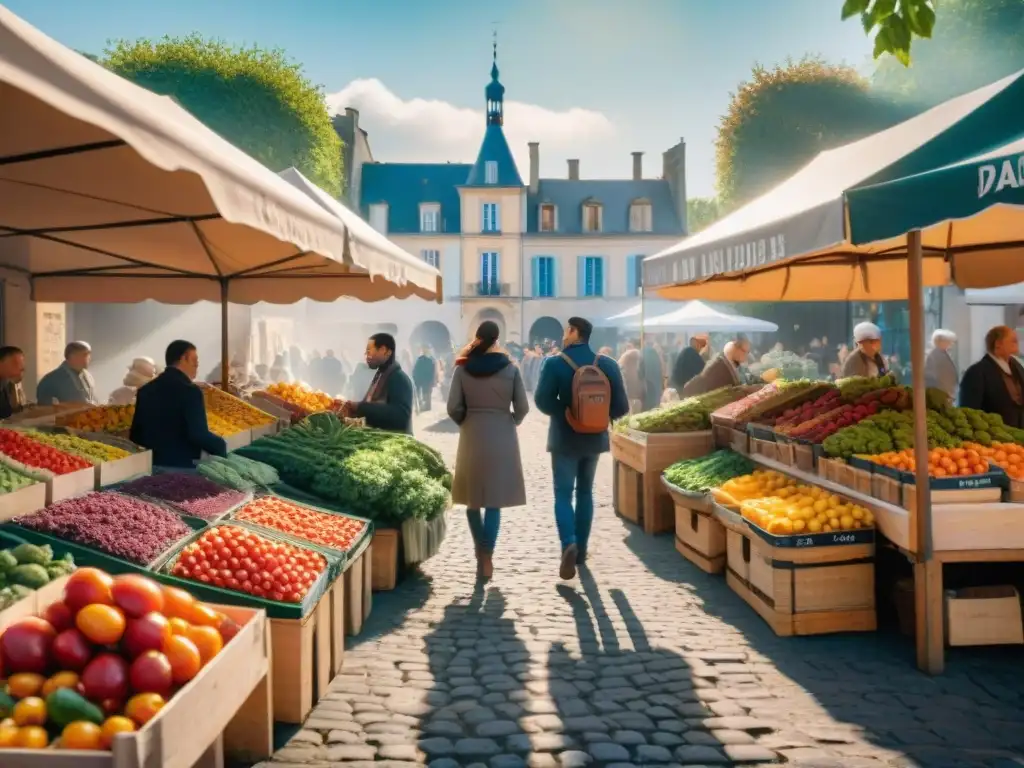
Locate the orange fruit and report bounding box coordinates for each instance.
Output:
[168,617,192,636]
[76,604,127,645]
[0,721,19,747]
[13,697,47,726]
[162,635,202,684]
[15,725,49,748]
[61,721,104,750]
[100,716,137,748]
[185,625,224,665]
[161,587,195,620]
[124,693,165,726]
[6,672,45,699]
[189,603,220,628]
[41,672,80,698]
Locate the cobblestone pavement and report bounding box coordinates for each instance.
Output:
[264,407,1024,768]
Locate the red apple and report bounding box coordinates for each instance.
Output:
[42,602,74,633]
[81,653,129,702]
[52,628,95,671]
[129,651,173,696]
[122,613,171,659]
[0,617,56,674]
[111,575,165,618]
[64,568,114,613]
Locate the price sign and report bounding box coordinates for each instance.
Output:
[795,537,815,547]
[831,533,856,544]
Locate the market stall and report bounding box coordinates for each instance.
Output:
[642,71,1024,673]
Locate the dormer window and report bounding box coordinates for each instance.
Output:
[539,204,557,232]
[420,203,440,233]
[369,203,388,234]
[582,201,602,233]
[629,199,653,232]
[484,161,498,184]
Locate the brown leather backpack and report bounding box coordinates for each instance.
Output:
[560,353,611,434]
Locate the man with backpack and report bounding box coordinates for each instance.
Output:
[535,317,630,580]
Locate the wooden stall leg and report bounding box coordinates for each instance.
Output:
[192,733,225,768]
[362,543,373,621]
[223,671,273,764]
[345,554,365,637]
[331,581,345,675]
[315,593,332,698]
[914,559,945,675]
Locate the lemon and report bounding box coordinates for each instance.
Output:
[792,519,806,533]
[812,499,828,514]
[823,524,833,532]
[807,519,822,533]
[840,515,854,530]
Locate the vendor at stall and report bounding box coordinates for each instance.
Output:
[840,322,890,379]
[959,325,1024,428]
[681,337,749,397]
[130,340,228,468]
[0,346,26,419]
[35,341,98,405]
[925,329,958,404]
[340,333,414,434]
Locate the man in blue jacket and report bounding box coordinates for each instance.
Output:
[535,317,629,579]
[130,340,228,468]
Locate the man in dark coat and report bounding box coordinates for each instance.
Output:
[670,333,708,392]
[412,347,438,413]
[319,349,345,397]
[341,333,414,434]
[130,340,227,468]
[960,325,1024,428]
[0,346,26,420]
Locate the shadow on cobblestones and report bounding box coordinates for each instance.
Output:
[620,523,1024,768]
[420,415,460,434]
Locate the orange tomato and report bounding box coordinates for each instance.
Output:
[15,725,49,748]
[0,721,18,747]
[61,721,104,750]
[124,693,165,726]
[6,672,45,698]
[162,635,202,684]
[13,697,46,727]
[168,617,192,636]
[100,716,136,748]
[189,603,221,628]
[41,671,80,698]
[161,587,195,620]
[185,625,223,665]
[76,604,127,645]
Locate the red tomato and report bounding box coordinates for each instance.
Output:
[52,628,95,671]
[121,613,171,659]
[41,602,74,633]
[64,569,114,613]
[128,651,173,696]
[111,575,165,618]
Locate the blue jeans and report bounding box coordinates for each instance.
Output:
[551,454,600,553]
[467,508,501,553]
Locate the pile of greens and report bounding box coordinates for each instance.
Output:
[614,386,754,434]
[663,450,755,493]
[237,413,451,524]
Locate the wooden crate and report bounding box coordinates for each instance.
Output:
[872,473,902,505]
[0,480,46,523]
[792,443,816,472]
[0,602,271,768]
[667,483,724,575]
[46,465,95,504]
[902,482,1002,511]
[611,429,714,535]
[946,585,1024,647]
[724,524,877,637]
[370,527,399,592]
[729,428,750,455]
[749,438,777,462]
[847,465,873,495]
[343,542,375,637]
[250,422,279,440]
[96,449,152,488]
[269,585,335,724]
[712,424,731,449]
[774,441,795,467]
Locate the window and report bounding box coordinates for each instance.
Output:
[583,202,602,233]
[482,202,500,233]
[539,204,556,232]
[626,255,645,296]
[480,252,500,295]
[419,203,440,233]
[484,161,498,185]
[579,256,604,297]
[368,204,388,234]
[629,200,653,232]
[420,249,440,269]
[532,256,556,298]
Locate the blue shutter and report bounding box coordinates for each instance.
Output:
[551,257,559,297]
[577,255,586,297]
[595,257,605,297]
[626,255,637,297]
[493,252,501,285]
[531,256,539,297]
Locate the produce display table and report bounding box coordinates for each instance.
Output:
[612,429,714,534]
[343,537,373,637]
[663,478,724,574]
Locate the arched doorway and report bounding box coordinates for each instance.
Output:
[529,316,562,346]
[410,321,453,355]
[467,309,506,344]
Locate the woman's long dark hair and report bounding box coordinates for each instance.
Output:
[470,321,500,357]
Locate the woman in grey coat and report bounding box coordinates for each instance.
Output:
[925,329,958,403]
[448,321,529,581]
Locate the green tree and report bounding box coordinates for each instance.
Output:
[686,197,721,235]
[842,0,936,65]
[873,0,1024,105]
[103,35,342,196]
[715,57,912,209]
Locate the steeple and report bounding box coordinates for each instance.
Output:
[485,34,504,126]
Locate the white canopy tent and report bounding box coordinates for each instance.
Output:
[605,299,778,333]
[602,300,678,328]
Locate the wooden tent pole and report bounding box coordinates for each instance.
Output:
[906,229,943,673]
[220,279,230,391]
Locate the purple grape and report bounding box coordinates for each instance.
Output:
[119,473,248,520]
[15,492,191,564]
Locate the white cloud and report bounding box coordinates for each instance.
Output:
[326,78,620,179]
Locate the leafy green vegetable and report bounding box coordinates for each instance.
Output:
[663,450,756,493]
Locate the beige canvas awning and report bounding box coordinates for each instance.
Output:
[0,7,441,305]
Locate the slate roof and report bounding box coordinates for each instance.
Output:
[360,163,471,234]
[525,179,682,235]
[464,124,524,187]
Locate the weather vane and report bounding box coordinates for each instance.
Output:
[491,23,499,61]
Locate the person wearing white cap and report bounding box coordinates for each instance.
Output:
[35,341,97,405]
[670,333,708,392]
[840,322,890,379]
[925,329,958,403]
[108,358,159,406]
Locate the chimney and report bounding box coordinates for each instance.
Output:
[567,159,580,180]
[631,152,643,181]
[345,107,359,129]
[528,142,540,194]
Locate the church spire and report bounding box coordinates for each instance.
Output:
[485,32,504,126]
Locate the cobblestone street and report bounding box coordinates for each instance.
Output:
[264,407,1024,768]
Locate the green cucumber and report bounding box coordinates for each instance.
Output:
[46,688,104,727]
[0,690,15,718]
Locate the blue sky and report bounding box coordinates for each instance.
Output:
[5,0,875,198]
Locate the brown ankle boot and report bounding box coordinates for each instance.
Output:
[479,550,493,582]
